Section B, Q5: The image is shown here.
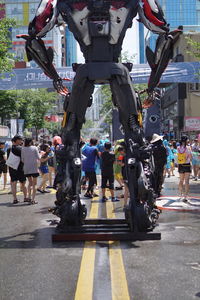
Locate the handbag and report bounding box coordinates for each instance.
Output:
[6,151,20,170]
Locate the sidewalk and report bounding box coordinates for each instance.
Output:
[156,168,200,211]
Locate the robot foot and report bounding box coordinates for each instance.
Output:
[53,191,87,231]
[124,202,160,232]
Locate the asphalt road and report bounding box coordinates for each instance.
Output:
[0,174,200,300]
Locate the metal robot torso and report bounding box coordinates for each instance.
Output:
[57,0,139,62]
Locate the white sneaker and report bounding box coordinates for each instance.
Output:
[178,193,183,200]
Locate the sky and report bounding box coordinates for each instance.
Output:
[77,19,140,64]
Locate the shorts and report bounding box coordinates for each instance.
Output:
[40,165,49,174]
[101,174,114,190]
[178,163,191,174]
[9,169,26,183]
[25,173,39,178]
[192,157,200,166]
[0,164,7,174]
[114,173,123,181]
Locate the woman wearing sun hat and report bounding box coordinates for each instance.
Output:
[150,134,167,197]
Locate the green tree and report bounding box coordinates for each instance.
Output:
[0,6,16,73]
[0,89,57,138]
[44,120,61,136]
[81,119,95,138]
[25,89,57,139]
[185,36,200,78]
[186,37,200,60]
[0,90,17,122]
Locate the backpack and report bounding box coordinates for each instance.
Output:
[177,152,186,164]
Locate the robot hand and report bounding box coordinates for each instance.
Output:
[17,34,69,95]
[141,90,160,109]
[53,78,70,96]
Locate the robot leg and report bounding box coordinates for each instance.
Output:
[53,73,94,230]
[110,74,158,232]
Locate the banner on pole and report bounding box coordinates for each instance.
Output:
[17,119,24,136]
[10,119,17,138]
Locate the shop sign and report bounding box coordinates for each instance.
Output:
[185,117,200,131]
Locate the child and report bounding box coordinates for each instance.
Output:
[37,144,51,193]
[101,142,119,202]
[113,146,124,190]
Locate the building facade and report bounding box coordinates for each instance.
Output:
[3,0,77,68]
[147,1,200,140]
[149,0,200,50]
[160,33,200,140]
[65,27,77,67]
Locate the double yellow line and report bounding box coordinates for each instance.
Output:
[74,198,130,300]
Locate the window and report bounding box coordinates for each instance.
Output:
[189,83,200,91]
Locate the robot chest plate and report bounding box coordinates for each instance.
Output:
[66,1,131,45]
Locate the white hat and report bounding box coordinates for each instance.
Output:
[150,133,163,143]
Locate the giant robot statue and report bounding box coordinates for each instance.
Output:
[17,0,181,232]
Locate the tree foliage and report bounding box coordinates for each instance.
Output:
[81,119,96,138]
[0,89,57,136]
[23,89,57,131]
[186,37,200,60]
[0,6,16,73]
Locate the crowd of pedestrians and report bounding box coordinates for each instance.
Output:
[0,133,199,206]
[0,135,61,205]
[80,134,200,204]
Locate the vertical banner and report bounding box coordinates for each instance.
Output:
[10,119,17,138]
[143,97,161,140]
[17,119,24,136]
[112,108,124,141]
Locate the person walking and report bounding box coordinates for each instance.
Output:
[82,138,99,198]
[21,138,40,204]
[0,141,8,190]
[191,138,200,181]
[47,140,55,188]
[150,134,167,197]
[163,139,172,178]
[37,144,51,193]
[101,142,119,202]
[6,135,28,204]
[177,135,192,202]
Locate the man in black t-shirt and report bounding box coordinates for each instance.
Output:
[150,134,167,197]
[7,135,27,204]
[0,141,7,189]
[101,142,119,202]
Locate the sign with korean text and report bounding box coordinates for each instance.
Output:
[185,117,200,131]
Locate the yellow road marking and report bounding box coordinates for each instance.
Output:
[16,192,23,195]
[74,196,99,300]
[106,201,130,300]
[49,188,56,194]
[0,188,10,195]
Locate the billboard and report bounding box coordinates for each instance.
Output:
[0,62,200,91]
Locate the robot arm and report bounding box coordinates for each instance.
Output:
[138,0,182,94]
[138,0,169,34]
[17,0,69,96]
